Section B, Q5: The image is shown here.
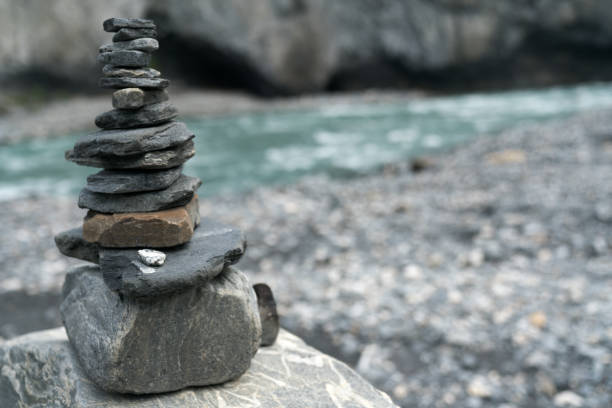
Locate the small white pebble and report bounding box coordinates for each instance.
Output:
[138,249,166,267]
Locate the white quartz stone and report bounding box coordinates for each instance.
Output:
[137,249,166,266]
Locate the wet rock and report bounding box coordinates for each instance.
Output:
[79,174,201,213]
[99,217,245,297]
[82,195,200,249]
[66,139,195,170]
[113,27,157,42]
[96,50,150,68]
[112,88,168,110]
[102,65,161,78]
[100,77,169,89]
[60,265,261,394]
[254,283,280,346]
[85,166,182,194]
[103,17,155,32]
[71,121,193,157]
[138,249,166,266]
[54,227,99,263]
[95,101,178,129]
[100,38,159,54]
[0,326,396,407]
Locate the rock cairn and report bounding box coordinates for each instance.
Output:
[54,18,278,395]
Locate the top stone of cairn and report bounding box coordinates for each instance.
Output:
[103,18,156,32]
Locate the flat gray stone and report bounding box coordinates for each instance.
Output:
[66,139,195,170]
[112,88,168,110]
[54,228,99,263]
[97,50,150,68]
[95,102,178,130]
[254,283,280,347]
[72,121,193,157]
[102,65,161,78]
[0,328,396,407]
[100,77,169,89]
[100,38,159,54]
[78,174,201,213]
[113,27,157,42]
[60,265,262,394]
[103,17,155,32]
[86,166,182,194]
[99,217,245,297]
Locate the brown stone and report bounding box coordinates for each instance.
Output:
[83,195,200,248]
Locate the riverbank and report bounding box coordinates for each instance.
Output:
[0,109,611,407]
[0,88,423,145]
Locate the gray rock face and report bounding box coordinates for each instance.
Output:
[100,77,169,89]
[112,88,168,109]
[79,174,201,213]
[0,327,397,407]
[95,101,178,129]
[103,17,155,32]
[113,27,157,42]
[102,65,161,78]
[66,139,196,170]
[60,265,262,394]
[86,166,182,194]
[100,38,159,53]
[99,217,245,297]
[97,50,150,67]
[71,121,193,157]
[54,227,99,263]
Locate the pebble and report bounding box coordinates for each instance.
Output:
[553,391,584,407]
[112,88,168,110]
[137,249,166,267]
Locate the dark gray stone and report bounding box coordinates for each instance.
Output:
[78,174,201,213]
[112,88,168,110]
[99,217,245,297]
[66,139,195,170]
[0,328,396,407]
[254,283,280,347]
[102,65,160,78]
[100,77,169,89]
[60,265,262,394]
[97,50,150,68]
[54,228,99,263]
[95,102,178,130]
[86,166,182,194]
[72,121,193,157]
[99,38,159,53]
[113,27,157,42]
[103,17,155,32]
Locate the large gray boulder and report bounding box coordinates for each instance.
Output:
[0,327,397,407]
[60,265,261,394]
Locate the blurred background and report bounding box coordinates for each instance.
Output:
[1,1,611,407]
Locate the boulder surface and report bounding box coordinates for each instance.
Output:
[0,326,397,407]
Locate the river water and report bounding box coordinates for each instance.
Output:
[2,82,612,201]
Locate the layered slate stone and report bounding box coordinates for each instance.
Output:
[54,228,99,263]
[103,17,156,32]
[83,195,200,248]
[71,121,193,157]
[86,166,182,194]
[99,217,245,297]
[100,77,168,89]
[113,27,157,42]
[79,174,201,213]
[95,101,177,129]
[0,327,397,407]
[102,65,161,78]
[66,139,195,170]
[112,88,168,110]
[100,38,159,54]
[60,265,262,394]
[97,50,150,67]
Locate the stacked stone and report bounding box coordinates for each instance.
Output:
[54,18,278,396]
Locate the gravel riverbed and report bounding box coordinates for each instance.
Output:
[1,110,611,407]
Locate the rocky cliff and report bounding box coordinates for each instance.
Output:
[2,0,612,94]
